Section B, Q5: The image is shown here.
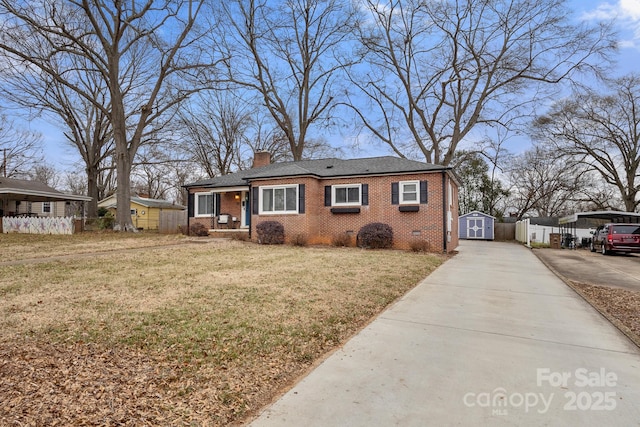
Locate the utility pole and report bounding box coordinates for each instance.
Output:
[2,148,6,177]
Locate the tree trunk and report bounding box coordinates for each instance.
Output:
[114,148,136,231]
[86,166,99,218]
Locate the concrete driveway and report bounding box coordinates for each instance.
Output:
[247,240,640,426]
[534,247,640,291]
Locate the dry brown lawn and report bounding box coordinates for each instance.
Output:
[0,233,447,426]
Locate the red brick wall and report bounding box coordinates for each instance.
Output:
[187,187,244,230]
[187,172,460,252]
[250,172,459,252]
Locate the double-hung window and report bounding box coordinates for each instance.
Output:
[400,181,419,204]
[42,202,51,214]
[195,192,214,217]
[392,180,427,206]
[260,185,298,214]
[332,184,361,206]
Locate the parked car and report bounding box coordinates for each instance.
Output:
[590,223,640,255]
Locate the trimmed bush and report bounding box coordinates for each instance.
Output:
[331,233,353,247]
[256,221,285,245]
[409,239,431,253]
[190,223,209,237]
[357,223,393,249]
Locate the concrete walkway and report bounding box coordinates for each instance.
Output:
[247,241,640,426]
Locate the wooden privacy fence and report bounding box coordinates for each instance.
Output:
[159,210,188,234]
[494,223,516,241]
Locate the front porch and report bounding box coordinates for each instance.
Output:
[190,185,251,235]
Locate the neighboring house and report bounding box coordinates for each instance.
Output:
[98,195,186,230]
[183,153,459,252]
[459,211,495,240]
[0,177,91,217]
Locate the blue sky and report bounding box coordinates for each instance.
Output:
[26,0,640,171]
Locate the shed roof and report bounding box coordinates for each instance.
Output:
[459,211,496,219]
[184,156,452,189]
[0,177,92,202]
[99,195,185,210]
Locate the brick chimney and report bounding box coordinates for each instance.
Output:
[252,151,271,168]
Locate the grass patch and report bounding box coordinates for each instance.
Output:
[0,234,446,425]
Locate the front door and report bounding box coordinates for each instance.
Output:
[241,192,250,228]
[467,218,484,239]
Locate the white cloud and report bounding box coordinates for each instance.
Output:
[620,0,640,20]
[581,0,640,50]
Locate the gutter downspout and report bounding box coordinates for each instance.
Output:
[184,186,191,236]
[442,171,448,253]
[248,184,252,240]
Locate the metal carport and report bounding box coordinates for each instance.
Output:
[559,211,640,247]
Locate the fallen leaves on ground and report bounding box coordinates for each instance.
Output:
[573,283,640,343]
[0,338,306,426]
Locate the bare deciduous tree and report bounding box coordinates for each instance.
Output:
[505,146,589,218]
[177,91,253,177]
[220,0,357,160]
[30,164,60,189]
[0,114,43,178]
[349,0,616,165]
[0,60,114,217]
[533,74,640,212]
[0,0,221,230]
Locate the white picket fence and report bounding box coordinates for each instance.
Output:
[2,216,76,235]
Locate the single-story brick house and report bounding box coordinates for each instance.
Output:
[183,153,459,252]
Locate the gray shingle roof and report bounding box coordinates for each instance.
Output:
[184,156,449,188]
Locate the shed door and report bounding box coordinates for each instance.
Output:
[467,217,484,239]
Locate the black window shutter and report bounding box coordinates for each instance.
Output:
[362,184,369,206]
[298,184,305,213]
[420,181,428,204]
[391,182,399,205]
[187,192,194,217]
[214,193,221,215]
[252,187,259,215]
[324,186,332,206]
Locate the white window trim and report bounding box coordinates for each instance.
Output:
[194,192,214,217]
[399,180,420,204]
[42,201,51,214]
[259,184,299,214]
[332,184,362,206]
